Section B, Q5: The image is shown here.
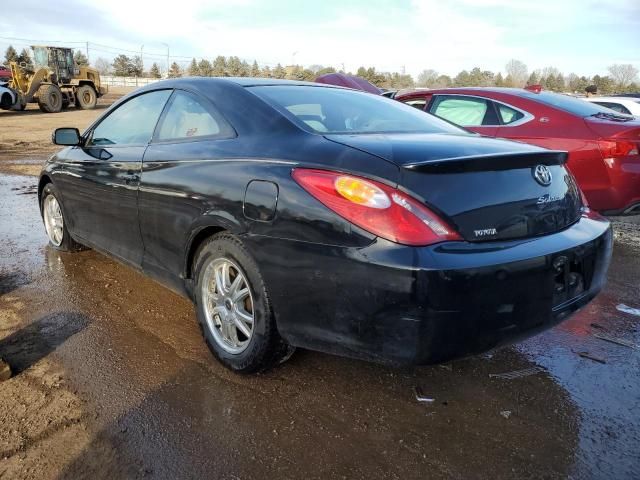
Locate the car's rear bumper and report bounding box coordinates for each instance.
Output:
[244,215,612,365]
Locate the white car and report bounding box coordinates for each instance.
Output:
[0,84,17,110]
[583,96,640,117]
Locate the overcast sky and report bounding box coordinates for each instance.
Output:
[0,0,638,77]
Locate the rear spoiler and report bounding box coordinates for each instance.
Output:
[402,150,568,173]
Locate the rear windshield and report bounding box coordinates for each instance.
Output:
[249,85,466,135]
[519,90,629,117]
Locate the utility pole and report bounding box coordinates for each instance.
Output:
[140,44,144,73]
[86,41,89,64]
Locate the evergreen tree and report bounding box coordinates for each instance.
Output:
[198,59,213,76]
[188,58,200,76]
[273,63,286,79]
[16,48,34,71]
[226,56,244,76]
[435,74,452,88]
[503,74,514,87]
[593,75,615,94]
[316,66,336,76]
[3,45,17,66]
[74,50,89,66]
[494,72,505,87]
[261,65,272,78]
[112,54,134,76]
[250,60,260,77]
[150,63,162,78]
[453,70,471,86]
[212,56,227,76]
[526,71,539,86]
[168,61,182,78]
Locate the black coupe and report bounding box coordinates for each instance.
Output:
[40,78,612,373]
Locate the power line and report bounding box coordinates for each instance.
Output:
[0,35,85,44]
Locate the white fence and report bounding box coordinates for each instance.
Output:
[100,76,162,87]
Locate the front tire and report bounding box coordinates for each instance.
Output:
[37,84,63,113]
[194,233,293,373]
[41,184,84,251]
[75,85,97,110]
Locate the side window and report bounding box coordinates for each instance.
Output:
[156,91,234,141]
[430,96,490,126]
[90,90,171,146]
[497,103,525,125]
[403,99,427,110]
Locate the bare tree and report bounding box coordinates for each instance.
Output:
[608,64,639,88]
[94,57,113,75]
[416,69,439,88]
[505,59,528,87]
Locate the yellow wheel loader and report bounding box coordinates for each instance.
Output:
[8,46,106,113]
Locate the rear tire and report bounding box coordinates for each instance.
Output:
[41,183,84,252]
[37,84,63,113]
[75,85,97,110]
[193,233,293,373]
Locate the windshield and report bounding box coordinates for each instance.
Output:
[519,90,633,118]
[249,85,467,135]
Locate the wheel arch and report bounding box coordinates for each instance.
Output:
[0,92,12,109]
[37,175,53,212]
[184,225,227,281]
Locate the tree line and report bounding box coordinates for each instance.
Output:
[4,45,639,95]
[413,60,639,95]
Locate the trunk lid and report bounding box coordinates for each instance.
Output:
[584,115,640,143]
[326,133,583,242]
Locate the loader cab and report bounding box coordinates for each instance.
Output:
[32,46,75,83]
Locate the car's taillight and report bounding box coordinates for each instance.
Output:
[598,139,639,158]
[291,168,461,246]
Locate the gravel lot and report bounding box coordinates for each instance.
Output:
[1,99,639,479]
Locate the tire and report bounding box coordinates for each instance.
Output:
[75,85,97,110]
[37,84,63,113]
[193,233,293,373]
[0,92,12,110]
[41,183,84,252]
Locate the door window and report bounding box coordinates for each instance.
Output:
[89,90,171,146]
[156,91,234,141]
[431,96,491,126]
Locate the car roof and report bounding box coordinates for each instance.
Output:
[585,96,640,104]
[159,76,340,88]
[396,86,536,99]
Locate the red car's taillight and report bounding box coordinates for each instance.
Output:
[291,168,461,246]
[598,139,639,158]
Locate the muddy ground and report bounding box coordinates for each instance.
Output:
[0,98,639,480]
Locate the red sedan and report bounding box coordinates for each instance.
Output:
[396,87,640,215]
[0,66,11,81]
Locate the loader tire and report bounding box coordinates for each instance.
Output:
[37,84,63,113]
[76,85,97,110]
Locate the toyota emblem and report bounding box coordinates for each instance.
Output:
[533,165,552,186]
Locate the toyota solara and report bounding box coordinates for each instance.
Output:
[39,78,613,373]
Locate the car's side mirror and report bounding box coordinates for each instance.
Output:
[52,127,81,146]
